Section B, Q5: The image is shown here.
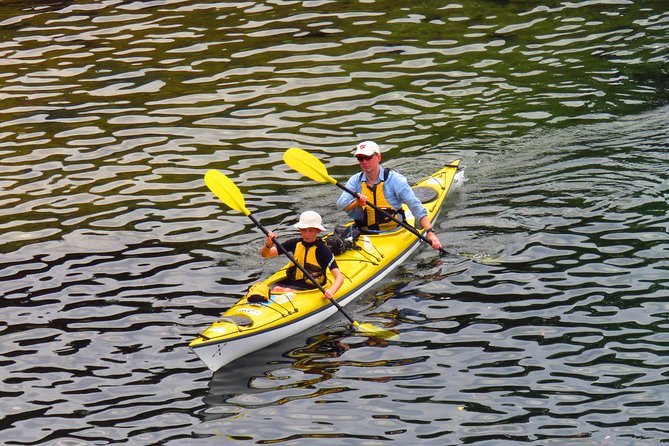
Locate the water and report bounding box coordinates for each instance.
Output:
[1,1,668,444]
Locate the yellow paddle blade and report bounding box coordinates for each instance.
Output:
[353,321,399,340]
[204,169,250,216]
[284,147,337,185]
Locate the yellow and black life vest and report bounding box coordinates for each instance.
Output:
[287,240,326,286]
[357,168,404,231]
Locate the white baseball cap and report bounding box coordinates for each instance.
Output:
[294,211,326,231]
[354,141,380,157]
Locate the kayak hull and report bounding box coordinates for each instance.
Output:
[190,161,462,372]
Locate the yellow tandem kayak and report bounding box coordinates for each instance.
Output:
[190,161,463,372]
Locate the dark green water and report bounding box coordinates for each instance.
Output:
[1,1,668,444]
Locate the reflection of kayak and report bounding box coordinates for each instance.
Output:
[189,161,463,372]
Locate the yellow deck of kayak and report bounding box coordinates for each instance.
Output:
[190,161,461,370]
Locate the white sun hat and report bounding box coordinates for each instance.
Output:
[294,211,326,231]
[354,141,381,157]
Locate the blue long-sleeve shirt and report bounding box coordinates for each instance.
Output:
[336,165,428,226]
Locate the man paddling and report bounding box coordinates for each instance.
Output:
[262,211,344,299]
[336,141,443,251]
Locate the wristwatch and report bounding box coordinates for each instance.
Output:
[426,228,435,234]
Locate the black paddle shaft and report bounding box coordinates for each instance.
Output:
[247,214,355,324]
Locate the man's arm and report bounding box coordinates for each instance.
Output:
[389,172,428,221]
[337,175,366,220]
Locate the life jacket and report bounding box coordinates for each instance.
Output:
[357,168,405,231]
[287,240,326,287]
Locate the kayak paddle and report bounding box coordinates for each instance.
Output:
[204,169,397,339]
[283,147,451,256]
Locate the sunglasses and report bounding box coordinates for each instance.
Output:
[356,154,375,162]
